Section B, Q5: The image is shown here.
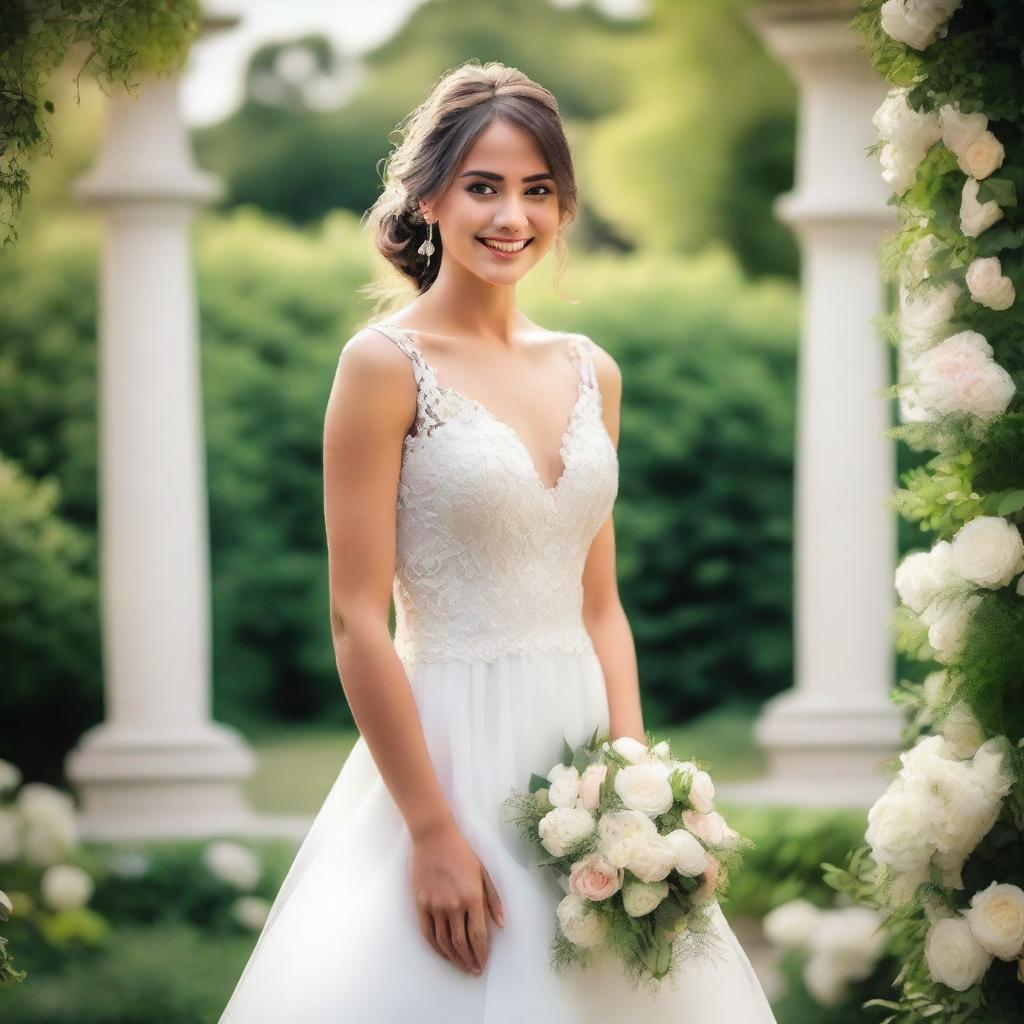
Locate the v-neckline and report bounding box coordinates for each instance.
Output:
[381,320,586,495]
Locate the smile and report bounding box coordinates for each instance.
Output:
[477,237,533,256]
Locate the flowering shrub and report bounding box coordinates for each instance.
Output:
[0,757,279,991]
[826,2,1024,1022]
[764,898,890,1009]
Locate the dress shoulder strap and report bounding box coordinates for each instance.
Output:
[567,332,600,392]
[365,320,444,437]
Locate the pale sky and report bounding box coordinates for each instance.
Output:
[182,0,649,127]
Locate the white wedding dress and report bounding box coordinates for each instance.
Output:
[218,319,777,1023]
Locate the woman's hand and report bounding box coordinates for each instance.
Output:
[410,820,505,975]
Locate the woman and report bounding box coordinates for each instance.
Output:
[219,59,776,1022]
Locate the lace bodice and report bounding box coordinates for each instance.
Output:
[366,320,619,664]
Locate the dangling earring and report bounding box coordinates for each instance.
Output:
[417,220,436,268]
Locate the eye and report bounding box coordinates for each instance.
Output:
[465,182,554,196]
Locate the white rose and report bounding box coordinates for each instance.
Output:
[597,809,657,868]
[941,701,985,758]
[865,788,934,872]
[873,88,941,149]
[16,782,76,825]
[966,257,1016,311]
[578,763,607,812]
[610,736,650,764]
[0,759,21,795]
[40,863,94,912]
[960,177,1004,238]
[925,916,993,990]
[548,765,581,808]
[802,951,850,1007]
[538,805,596,858]
[895,540,959,614]
[898,280,960,357]
[810,906,887,978]
[231,894,271,930]
[19,791,78,867]
[556,892,607,948]
[880,142,923,194]
[622,878,670,918]
[959,131,1004,180]
[649,740,671,761]
[202,840,261,890]
[908,330,1015,423]
[966,882,1024,960]
[952,516,1024,589]
[927,593,983,662]
[763,898,822,949]
[547,762,572,783]
[884,865,932,908]
[687,769,715,814]
[625,834,679,883]
[908,738,1010,869]
[663,828,708,877]
[939,104,988,155]
[0,810,20,863]
[923,669,956,710]
[614,763,674,817]
[900,233,940,289]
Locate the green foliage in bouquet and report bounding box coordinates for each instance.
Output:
[503,726,750,995]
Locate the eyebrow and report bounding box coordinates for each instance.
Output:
[458,170,554,183]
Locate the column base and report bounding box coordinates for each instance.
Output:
[719,690,904,808]
[65,720,258,840]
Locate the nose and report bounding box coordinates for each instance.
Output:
[493,196,530,233]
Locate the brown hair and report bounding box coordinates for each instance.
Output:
[361,59,578,312]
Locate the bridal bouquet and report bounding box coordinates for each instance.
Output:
[502,727,750,990]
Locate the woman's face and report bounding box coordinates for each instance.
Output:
[423,119,563,285]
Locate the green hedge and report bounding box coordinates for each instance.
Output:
[0,209,798,779]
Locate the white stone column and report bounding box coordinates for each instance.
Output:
[727,2,904,807]
[66,54,257,838]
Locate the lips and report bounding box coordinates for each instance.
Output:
[477,237,534,255]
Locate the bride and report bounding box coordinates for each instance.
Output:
[219,59,777,1022]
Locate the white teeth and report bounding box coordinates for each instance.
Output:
[481,238,529,253]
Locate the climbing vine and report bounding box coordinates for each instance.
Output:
[825,2,1024,1022]
[1,0,201,245]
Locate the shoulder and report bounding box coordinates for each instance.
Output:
[338,324,415,381]
[327,325,417,431]
[333,325,417,393]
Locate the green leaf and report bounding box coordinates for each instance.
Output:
[977,177,1017,208]
[528,772,550,794]
[996,489,1024,516]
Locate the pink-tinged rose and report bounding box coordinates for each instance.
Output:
[682,810,730,846]
[694,855,722,904]
[568,851,623,902]
[579,763,608,812]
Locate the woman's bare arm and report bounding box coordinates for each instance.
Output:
[323,328,503,976]
[580,343,645,743]
[324,327,456,840]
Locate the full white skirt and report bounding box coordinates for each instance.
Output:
[218,648,777,1023]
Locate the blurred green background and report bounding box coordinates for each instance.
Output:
[0,1,919,1020]
[1,0,808,785]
